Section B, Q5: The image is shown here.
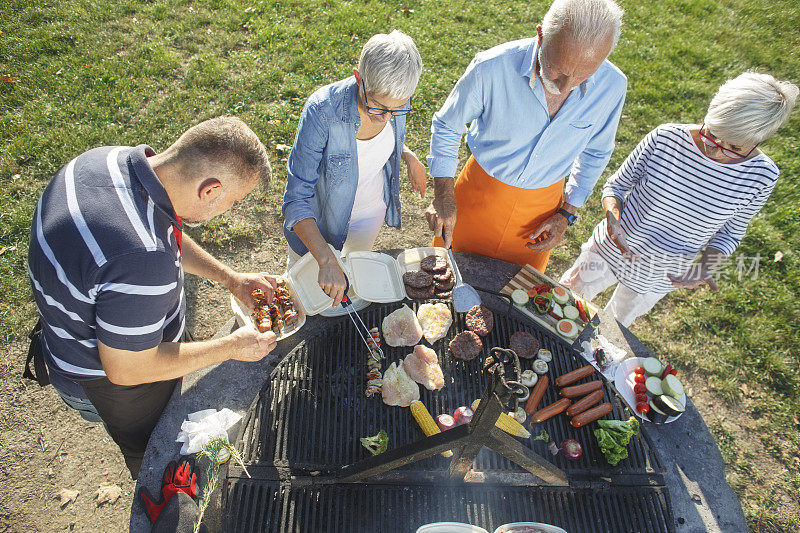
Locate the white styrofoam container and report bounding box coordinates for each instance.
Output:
[395,247,463,290]
[229,275,307,341]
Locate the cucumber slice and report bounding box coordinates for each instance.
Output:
[653,394,685,417]
[552,286,569,304]
[661,374,685,399]
[645,376,663,396]
[642,357,663,376]
[511,289,529,306]
[647,400,668,425]
[563,305,579,320]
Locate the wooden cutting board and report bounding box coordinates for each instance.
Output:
[501,264,598,343]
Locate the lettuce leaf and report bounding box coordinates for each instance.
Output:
[593,416,639,465]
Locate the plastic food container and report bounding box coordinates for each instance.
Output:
[493,522,568,533]
[231,245,462,337]
[230,275,307,341]
[416,523,489,533]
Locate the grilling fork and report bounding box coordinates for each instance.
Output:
[340,278,385,360]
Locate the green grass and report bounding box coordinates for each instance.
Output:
[2,0,799,529]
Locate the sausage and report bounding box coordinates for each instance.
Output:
[560,380,603,398]
[554,365,595,387]
[531,398,571,424]
[570,402,613,427]
[523,375,549,415]
[565,390,604,417]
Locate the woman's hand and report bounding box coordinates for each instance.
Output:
[228,272,279,311]
[402,147,427,198]
[668,267,719,292]
[318,259,348,308]
[606,211,637,261]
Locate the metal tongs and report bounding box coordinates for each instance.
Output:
[340,277,384,360]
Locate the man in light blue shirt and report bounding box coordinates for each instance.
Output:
[426,0,627,272]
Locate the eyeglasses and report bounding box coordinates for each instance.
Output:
[360,79,413,116]
[699,123,756,159]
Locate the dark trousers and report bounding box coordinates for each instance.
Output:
[81,377,179,479]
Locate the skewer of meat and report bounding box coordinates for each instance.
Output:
[254,306,272,333]
[269,303,283,333]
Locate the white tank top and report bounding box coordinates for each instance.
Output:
[351,121,393,219]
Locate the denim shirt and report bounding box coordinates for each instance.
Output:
[282,76,406,256]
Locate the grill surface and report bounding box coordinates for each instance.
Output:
[236,301,662,482]
[225,301,675,532]
[224,481,674,533]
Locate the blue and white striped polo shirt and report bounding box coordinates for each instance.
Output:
[28,145,185,396]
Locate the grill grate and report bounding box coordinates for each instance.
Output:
[236,301,662,482]
[223,480,675,533]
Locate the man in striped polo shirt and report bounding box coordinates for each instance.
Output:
[28,116,279,477]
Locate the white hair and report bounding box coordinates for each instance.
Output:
[541,0,624,53]
[358,30,422,99]
[705,71,799,146]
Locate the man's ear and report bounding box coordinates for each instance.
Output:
[197,178,223,202]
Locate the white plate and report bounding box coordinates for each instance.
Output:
[494,522,568,533]
[230,277,306,341]
[614,357,685,423]
[417,523,489,533]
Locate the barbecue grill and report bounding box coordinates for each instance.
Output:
[223,300,674,532]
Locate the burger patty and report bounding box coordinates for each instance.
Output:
[509,331,540,359]
[420,255,448,273]
[433,269,453,283]
[449,331,483,360]
[403,270,434,288]
[434,290,452,299]
[465,305,494,336]
[405,284,435,299]
[434,277,455,291]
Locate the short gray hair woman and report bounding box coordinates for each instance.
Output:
[560,71,798,327]
[283,30,426,309]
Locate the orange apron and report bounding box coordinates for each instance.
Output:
[433,156,564,272]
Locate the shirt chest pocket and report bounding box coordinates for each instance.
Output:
[569,121,595,140]
[326,154,351,185]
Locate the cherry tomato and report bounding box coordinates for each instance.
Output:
[633,383,647,394]
[636,402,650,414]
[633,366,645,375]
[636,393,648,403]
[634,374,646,384]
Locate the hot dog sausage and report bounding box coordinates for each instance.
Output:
[570,402,613,427]
[565,389,604,417]
[560,380,603,398]
[531,398,571,424]
[523,375,549,415]
[554,365,595,387]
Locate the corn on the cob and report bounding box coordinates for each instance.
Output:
[409,400,453,457]
[471,399,532,439]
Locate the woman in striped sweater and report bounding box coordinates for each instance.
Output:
[560,71,798,327]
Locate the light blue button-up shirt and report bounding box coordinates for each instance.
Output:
[427,38,627,207]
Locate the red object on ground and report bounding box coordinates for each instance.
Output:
[139,457,198,524]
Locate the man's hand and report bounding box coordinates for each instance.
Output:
[228,324,278,362]
[228,272,279,311]
[425,177,457,248]
[526,212,569,252]
[318,260,348,308]
[606,211,637,261]
[667,268,719,292]
[402,148,427,199]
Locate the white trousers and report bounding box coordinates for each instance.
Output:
[559,240,667,328]
[287,210,386,267]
